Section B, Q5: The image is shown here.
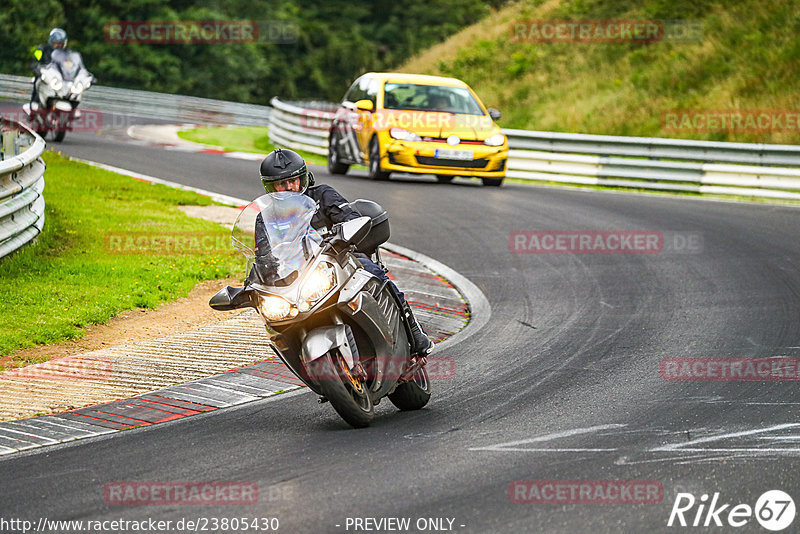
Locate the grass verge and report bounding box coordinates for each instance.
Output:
[0,151,242,362]
[401,0,800,145]
[177,125,329,166]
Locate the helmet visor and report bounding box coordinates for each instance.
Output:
[261,168,309,194]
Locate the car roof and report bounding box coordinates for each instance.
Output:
[362,72,470,88]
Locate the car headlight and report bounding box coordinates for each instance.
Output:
[299,262,337,308]
[483,133,506,147]
[390,127,421,142]
[71,82,84,94]
[258,295,294,322]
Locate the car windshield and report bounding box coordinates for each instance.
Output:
[49,49,85,82]
[231,193,322,286]
[383,83,485,115]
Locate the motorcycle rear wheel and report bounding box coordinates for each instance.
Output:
[309,350,374,428]
[31,117,48,138]
[388,366,431,411]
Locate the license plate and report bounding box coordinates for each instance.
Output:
[435,149,473,160]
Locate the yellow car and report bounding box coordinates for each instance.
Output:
[327,72,508,186]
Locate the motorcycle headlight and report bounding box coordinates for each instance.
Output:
[48,77,63,91]
[299,262,337,307]
[390,127,421,142]
[483,133,506,147]
[71,82,84,94]
[258,295,294,322]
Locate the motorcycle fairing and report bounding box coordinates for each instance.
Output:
[301,324,358,369]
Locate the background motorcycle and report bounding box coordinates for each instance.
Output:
[210,193,431,428]
[24,49,94,142]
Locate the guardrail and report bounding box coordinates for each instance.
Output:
[267,97,800,200]
[267,97,335,156]
[0,74,271,126]
[4,76,797,200]
[0,118,46,259]
[504,129,800,199]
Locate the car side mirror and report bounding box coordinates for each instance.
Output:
[341,216,372,245]
[355,99,374,112]
[488,108,502,121]
[209,286,255,311]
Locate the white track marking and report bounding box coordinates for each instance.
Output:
[650,423,800,452]
[468,423,626,452]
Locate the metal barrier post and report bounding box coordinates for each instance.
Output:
[2,130,18,159]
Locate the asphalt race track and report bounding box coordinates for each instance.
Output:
[2,122,800,533]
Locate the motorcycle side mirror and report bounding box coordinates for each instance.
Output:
[209,286,255,311]
[340,216,372,246]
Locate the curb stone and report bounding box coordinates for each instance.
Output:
[0,248,476,457]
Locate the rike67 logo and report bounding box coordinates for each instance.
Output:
[668,490,795,531]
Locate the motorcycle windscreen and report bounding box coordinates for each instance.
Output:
[50,49,84,81]
[231,193,322,285]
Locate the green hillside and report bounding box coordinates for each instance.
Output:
[400,0,800,144]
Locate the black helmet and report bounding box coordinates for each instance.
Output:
[259,148,314,194]
[49,28,67,47]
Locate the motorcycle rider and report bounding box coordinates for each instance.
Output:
[30,28,68,105]
[255,148,434,358]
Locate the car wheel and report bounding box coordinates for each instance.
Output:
[482,177,504,187]
[327,132,350,175]
[368,138,390,181]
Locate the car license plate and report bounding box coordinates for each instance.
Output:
[435,149,473,160]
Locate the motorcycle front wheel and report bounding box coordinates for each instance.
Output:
[53,113,69,142]
[309,350,374,428]
[30,116,48,138]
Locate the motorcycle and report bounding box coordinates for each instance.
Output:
[23,48,94,142]
[209,193,431,428]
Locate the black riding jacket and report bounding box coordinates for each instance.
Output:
[306,184,359,230]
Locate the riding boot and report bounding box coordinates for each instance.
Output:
[402,301,433,357]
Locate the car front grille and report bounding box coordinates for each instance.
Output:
[415,156,489,169]
[420,137,484,145]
